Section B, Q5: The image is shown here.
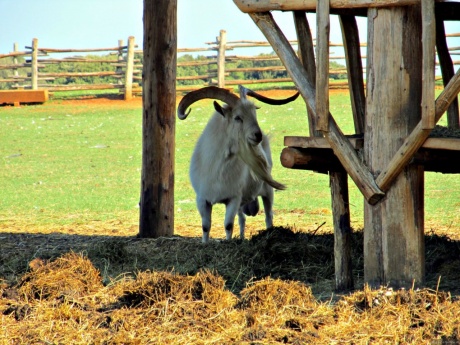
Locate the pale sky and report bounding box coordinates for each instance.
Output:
[0,0,458,68]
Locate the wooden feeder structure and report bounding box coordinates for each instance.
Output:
[233,0,460,290]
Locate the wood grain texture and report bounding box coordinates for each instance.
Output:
[139,0,177,238]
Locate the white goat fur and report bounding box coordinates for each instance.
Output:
[190,98,282,243]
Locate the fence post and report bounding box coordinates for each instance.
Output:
[13,43,20,89]
[117,39,124,85]
[217,30,226,88]
[124,36,135,100]
[31,38,38,90]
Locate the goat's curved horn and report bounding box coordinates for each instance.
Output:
[177,86,240,120]
[239,85,300,105]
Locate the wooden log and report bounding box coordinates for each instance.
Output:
[375,66,460,192]
[364,6,424,289]
[36,71,120,77]
[421,0,436,129]
[234,0,447,12]
[31,38,38,90]
[436,18,460,129]
[316,0,330,132]
[139,0,176,238]
[217,30,227,88]
[249,11,384,204]
[0,90,48,106]
[281,140,460,173]
[124,36,135,100]
[339,15,365,134]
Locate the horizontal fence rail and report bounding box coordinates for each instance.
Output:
[0,31,459,100]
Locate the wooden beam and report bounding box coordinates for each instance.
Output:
[281,141,460,173]
[249,11,384,204]
[31,38,38,90]
[436,17,460,129]
[139,0,176,238]
[376,66,460,192]
[339,15,365,134]
[316,0,330,132]
[293,11,320,137]
[421,0,436,129]
[233,0,444,12]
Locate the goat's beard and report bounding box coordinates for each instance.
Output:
[238,139,286,190]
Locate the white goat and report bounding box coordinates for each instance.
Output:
[177,85,299,243]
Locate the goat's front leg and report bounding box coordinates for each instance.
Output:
[197,197,212,244]
[224,197,241,240]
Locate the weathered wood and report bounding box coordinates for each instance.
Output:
[421,0,436,129]
[0,90,48,105]
[217,30,227,88]
[436,17,460,129]
[233,0,445,12]
[364,6,424,288]
[330,170,353,290]
[31,38,38,90]
[281,140,460,173]
[124,36,135,100]
[339,15,365,134]
[375,66,460,192]
[293,11,320,137]
[316,0,331,132]
[139,0,176,238]
[249,11,384,204]
[284,135,363,149]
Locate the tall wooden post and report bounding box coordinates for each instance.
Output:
[217,30,227,88]
[31,38,38,90]
[124,36,135,101]
[364,6,424,288]
[13,43,20,89]
[116,39,124,85]
[139,0,176,238]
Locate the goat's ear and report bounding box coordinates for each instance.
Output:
[213,101,225,116]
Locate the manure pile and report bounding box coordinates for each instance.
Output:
[1,227,460,344]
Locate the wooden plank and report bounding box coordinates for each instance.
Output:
[339,15,365,134]
[436,17,460,129]
[316,0,331,132]
[284,135,363,149]
[0,90,48,105]
[376,66,460,192]
[421,0,436,129]
[233,0,442,12]
[249,11,384,204]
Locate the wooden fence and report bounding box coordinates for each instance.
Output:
[0,31,459,100]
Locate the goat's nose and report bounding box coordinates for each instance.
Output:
[254,131,263,143]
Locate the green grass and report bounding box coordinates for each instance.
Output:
[0,91,459,236]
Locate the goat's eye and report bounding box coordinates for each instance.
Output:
[234,116,243,123]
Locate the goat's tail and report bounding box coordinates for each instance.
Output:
[238,141,286,190]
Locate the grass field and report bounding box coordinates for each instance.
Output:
[0,88,459,238]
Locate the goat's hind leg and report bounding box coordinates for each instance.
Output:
[224,198,241,241]
[197,197,212,243]
[237,209,246,240]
